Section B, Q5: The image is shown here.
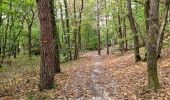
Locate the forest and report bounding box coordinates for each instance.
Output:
[0,0,170,99]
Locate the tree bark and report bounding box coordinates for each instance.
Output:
[0,8,2,68]
[64,0,72,60]
[147,0,160,90]
[117,14,124,54]
[123,16,127,51]
[73,0,78,60]
[77,0,84,51]
[58,0,67,43]
[105,0,109,55]
[36,0,55,90]
[127,0,141,61]
[28,25,32,58]
[97,0,101,55]
[49,0,61,73]
[27,9,35,58]
[143,0,150,61]
[157,3,169,58]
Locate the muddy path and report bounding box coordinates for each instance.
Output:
[60,51,118,100]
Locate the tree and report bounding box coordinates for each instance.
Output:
[63,0,72,60]
[117,13,124,54]
[49,0,61,73]
[157,1,170,58]
[77,0,84,52]
[105,0,109,55]
[36,0,55,90]
[73,0,78,60]
[97,0,101,55]
[26,7,35,58]
[147,0,160,90]
[126,0,141,62]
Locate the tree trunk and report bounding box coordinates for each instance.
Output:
[105,0,109,55]
[127,0,141,61]
[36,0,55,90]
[157,3,169,58]
[77,0,84,51]
[73,0,78,60]
[117,14,124,54]
[49,0,61,73]
[27,9,35,58]
[28,25,32,58]
[123,16,127,51]
[64,0,72,60]
[0,10,2,68]
[58,1,67,43]
[97,0,101,55]
[147,0,160,90]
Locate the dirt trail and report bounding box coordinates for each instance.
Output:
[59,48,170,100]
[60,51,118,100]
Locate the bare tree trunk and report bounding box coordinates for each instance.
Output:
[143,0,150,61]
[127,0,141,61]
[117,14,124,54]
[36,0,55,90]
[147,0,160,90]
[58,0,67,43]
[28,25,32,58]
[64,0,72,60]
[157,3,169,58]
[49,0,61,73]
[0,1,2,55]
[77,0,84,51]
[73,0,78,60]
[0,10,2,68]
[105,0,109,55]
[26,8,35,58]
[97,0,101,55]
[123,16,127,51]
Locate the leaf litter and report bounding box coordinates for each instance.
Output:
[0,48,170,99]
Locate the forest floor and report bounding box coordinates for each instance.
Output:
[0,48,170,100]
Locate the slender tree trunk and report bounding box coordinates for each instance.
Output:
[147,0,160,90]
[64,0,72,60]
[49,0,61,73]
[123,16,127,51]
[143,0,150,61]
[77,0,84,51]
[28,25,32,58]
[27,9,35,58]
[36,0,55,90]
[105,0,109,55]
[0,10,2,68]
[157,3,169,58]
[58,1,67,43]
[117,14,124,54]
[97,0,101,55]
[127,0,141,61]
[73,0,78,60]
